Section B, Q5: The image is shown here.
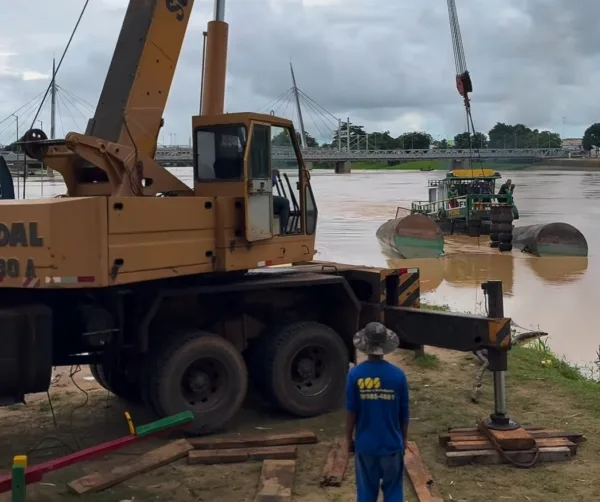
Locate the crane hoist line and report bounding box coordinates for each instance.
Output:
[0,0,517,435]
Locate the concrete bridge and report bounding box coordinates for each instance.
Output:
[155,146,569,172]
[2,146,569,175]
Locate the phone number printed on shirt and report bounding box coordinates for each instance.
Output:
[357,377,396,401]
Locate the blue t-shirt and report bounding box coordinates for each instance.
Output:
[346,360,410,456]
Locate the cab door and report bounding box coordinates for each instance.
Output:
[244,122,273,242]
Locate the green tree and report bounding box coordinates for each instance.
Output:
[396,132,432,149]
[454,131,488,149]
[488,122,561,149]
[367,131,397,150]
[453,132,471,149]
[304,131,318,147]
[472,132,488,148]
[331,122,366,149]
[582,123,600,153]
[536,130,561,148]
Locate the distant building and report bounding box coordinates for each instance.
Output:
[562,138,583,151]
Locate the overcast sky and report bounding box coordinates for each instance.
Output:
[1,0,598,147]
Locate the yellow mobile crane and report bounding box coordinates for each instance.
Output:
[2,0,516,434]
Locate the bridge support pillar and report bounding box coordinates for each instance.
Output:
[304,161,313,171]
[334,161,351,174]
[451,159,471,170]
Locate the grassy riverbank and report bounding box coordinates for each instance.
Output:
[349,160,535,171]
[1,305,598,501]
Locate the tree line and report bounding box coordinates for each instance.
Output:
[310,122,564,150]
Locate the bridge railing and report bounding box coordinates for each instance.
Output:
[154,146,569,161]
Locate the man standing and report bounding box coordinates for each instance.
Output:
[272,168,290,234]
[346,322,410,502]
[497,178,513,202]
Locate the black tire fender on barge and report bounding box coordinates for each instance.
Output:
[248,321,349,417]
[148,330,248,435]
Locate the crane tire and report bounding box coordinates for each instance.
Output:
[88,363,142,403]
[247,322,349,417]
[148,330,247,436]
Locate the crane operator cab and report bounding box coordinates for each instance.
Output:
[192,112,318,269]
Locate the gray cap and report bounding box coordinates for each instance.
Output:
[353,322,399,356]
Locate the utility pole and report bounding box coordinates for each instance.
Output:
[337,119,341,151]
[46,58,57,178]
[366,133,369,151]
[346,117,350,151]
[11,114,19,198]
[50,59,56,140]
[290,62,307,148]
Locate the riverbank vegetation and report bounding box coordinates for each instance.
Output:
[318,160,535,171]
[304,121,565,151]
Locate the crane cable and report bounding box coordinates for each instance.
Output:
[446,0,484,176]
[22,0,91,198]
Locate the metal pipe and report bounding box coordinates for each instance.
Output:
[199,31,207,114]
[214,0,226,21]
[493,371,507,416]
[202,1,229,116]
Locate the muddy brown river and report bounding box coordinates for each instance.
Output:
[20,168,597,367]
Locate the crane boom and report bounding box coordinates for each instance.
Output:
[87,0,195,159]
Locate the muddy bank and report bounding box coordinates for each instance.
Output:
[1,344,599,502]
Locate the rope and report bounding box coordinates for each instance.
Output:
[476,417,540,469]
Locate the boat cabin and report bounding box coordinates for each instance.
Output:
[429,169,501,206]
[411,168,504,221]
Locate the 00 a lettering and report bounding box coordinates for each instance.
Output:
[357,377,396,401]
[0,258,36,279]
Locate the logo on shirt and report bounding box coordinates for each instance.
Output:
[357,377,381,390]
[357,377,395,400]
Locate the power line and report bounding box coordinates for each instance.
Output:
[28,0,91,131]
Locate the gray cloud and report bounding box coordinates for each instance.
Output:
[1,0,598,147]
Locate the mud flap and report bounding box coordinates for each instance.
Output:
[384,306,512,351]
[0,155,15,200]
[0,304,53,405]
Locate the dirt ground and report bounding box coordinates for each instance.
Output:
[0,347,599,502]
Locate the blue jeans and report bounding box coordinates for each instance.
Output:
[355,452,404,502]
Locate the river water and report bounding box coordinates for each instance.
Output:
[18,168,597,367]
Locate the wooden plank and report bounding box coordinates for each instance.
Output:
[189,431,317,450]
[404,442,444,502]
[482,426,535,451]
[249,446,297,461]
[447,437,577,454]
[439,429,586,447]
[320,440,350,487]
[446,446,571,467]
[448,425,543,434]
[188,446,297,465]
[255,460,296,502]
[67,439,193,495]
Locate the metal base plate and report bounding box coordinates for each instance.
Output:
[483,414,520,431]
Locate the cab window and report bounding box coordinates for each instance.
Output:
[194,124,247,181]
[270,126,302,235]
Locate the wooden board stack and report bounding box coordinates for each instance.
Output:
[439,426,586,467]
[68,431,318,497]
